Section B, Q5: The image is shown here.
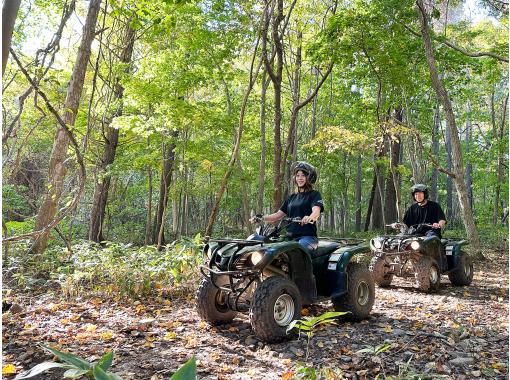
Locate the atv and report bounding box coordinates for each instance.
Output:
[196,217,375,343]
[369,222,474,293]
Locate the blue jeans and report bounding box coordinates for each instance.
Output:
[295,236,318,251]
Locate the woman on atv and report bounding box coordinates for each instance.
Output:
[403,183,446,238]
[251,161,324,250]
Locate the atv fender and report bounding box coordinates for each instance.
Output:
[254,241,317,305]
[326,244,370,298]
[420,235,445,270]
[445,240,468,271]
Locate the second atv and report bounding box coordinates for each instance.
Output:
[196,217,375,343]
[369,223,474,292]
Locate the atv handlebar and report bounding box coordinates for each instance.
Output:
[251,215,315,225]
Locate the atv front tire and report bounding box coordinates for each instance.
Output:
[369,253,393,287]
[414,257,441,292]
[333,263,375,320]
[249,276,301,343]
[448,252,474,286]
[196,275,237,325]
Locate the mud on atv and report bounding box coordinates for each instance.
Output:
[196,217,375,343]
[369,223,474,293]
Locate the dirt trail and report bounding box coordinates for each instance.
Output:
[3,253,508,379]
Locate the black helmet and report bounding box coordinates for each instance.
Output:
[292,161,317,184]
[411,183,429,199]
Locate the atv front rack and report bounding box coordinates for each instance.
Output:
[199,265,260,312]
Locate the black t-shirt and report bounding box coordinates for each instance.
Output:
[280,190,324,238]
[403,200,446,235]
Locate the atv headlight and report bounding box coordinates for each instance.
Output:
[371,238,383,250]
[410,241,420,250]
[250,250,265,266]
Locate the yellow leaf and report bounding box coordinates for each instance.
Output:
[198,321,208,330]
[384,326,393,333]
[60,319,70,325]
[100,331,114,341]
[47,303,60,312]
[85,324,97,332]
[135,305,146,313]
[90,298,103,305]
[2,364,16,375]
[164,332,177,341]
[282,371,294,380]
[301,308,310,316]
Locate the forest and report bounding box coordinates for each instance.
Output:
[2,0,508,379]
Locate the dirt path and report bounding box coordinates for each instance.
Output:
[3,253,508,379]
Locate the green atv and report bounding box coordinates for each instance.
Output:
[196,217,375,343]
[369,223,474,293]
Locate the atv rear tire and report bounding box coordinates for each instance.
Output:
[369,253,393,287]
[249,276,301,343]
[333,263,375,320]
[448,252,474,286]
[196,276,237,325]
[414,257,441,292]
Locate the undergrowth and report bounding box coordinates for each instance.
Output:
[2,235,204,299]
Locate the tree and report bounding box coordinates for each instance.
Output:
[416,0,481,253]
[2,0,21,75]
[89,20,136,243]
[32,0,102,253]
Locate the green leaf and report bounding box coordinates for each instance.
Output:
[14,362,72,379]
[63,368,90,378]
[98,351,114,371]
[42,345,91,370]
[170,356,196,380]
[92,365,114,380]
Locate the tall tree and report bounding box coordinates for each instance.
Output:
[416,0,481,253]
[89,20,136,242]
[2,0,21,75]
[32,0,102,253]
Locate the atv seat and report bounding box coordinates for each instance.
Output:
[314,240,342,257]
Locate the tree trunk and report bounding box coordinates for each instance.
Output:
[492,92,508,225]
[355,156,362,232]
[364,173,377,232]
[88,23,136,242]
[32,0,102,253]
[266,0,284,210]
[145,166,153,246]
[257,72,269,213]
[464,106,473,209]
[416,0,481,253]
[2,0,21,75]
[430,104,440,202]
[384,129,401,223]
[153,135,178,247]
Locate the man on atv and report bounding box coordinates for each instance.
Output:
[403,183,446,238]
[251,161,324,250]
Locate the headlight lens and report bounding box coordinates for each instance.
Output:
[250,250,265,266]
[410,241,420,250]
[373,238,383,249]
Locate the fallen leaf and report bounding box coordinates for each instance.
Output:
[2,364,16,375]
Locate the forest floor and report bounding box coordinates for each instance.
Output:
[2,249,509,380]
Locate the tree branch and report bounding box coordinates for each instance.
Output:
[4,49,86,243]
[400,21,508,63]
[390,116,457,178]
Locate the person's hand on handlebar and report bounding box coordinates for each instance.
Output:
[301,215,316,225]
[250,214,263,223]
[432,221,446,229]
